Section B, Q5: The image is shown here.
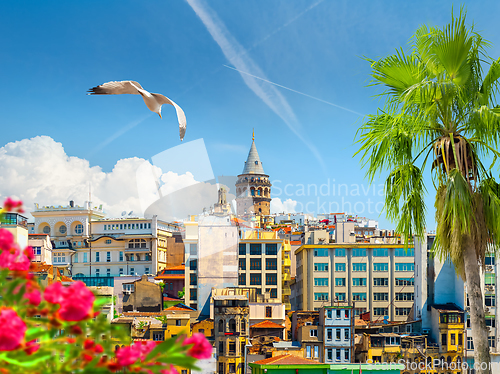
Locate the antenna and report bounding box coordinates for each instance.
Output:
[128,211,134,216]
[121,211,127,216]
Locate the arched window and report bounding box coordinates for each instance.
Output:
[241,319,246,334]
[218,319,224,333]
[447,356,452,366]
[229,319,236,332]
[75,224,84,235]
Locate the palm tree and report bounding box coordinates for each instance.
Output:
[356,10,500,373]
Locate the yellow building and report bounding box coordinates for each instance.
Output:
[282,240,292,311]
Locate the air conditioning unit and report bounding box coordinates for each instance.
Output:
[123,290,132,295]
[485,285,495,292]
[486,265,494,272]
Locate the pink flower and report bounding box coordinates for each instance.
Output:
[3,198,23,213]
[58,281,95,321]
[115,345,141,366]
[183,333,212,359]
[0,229,14,251]
[0,308,27,351]
[24,246,35,260]
[136,341,157,361]
[44,281,95,321]
[0,250,14,269]
[0,244,30,271]
[160,365,179,374]
[24,340,40,355]
[25,288,41,306]
[44,282,65,304]
[9,252,31,271]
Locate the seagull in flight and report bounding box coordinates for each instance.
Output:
[87,80,187,141]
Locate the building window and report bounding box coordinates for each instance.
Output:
[314,278,328,286]
[190,289,197,301]
[352,278,366,286]
[485,254,495,265]
[190,259,197,271]
[335,248,346,257]
[335,263,345,271]
[119,251,123,261]
[335,278,346,286]
[228,363,235,373]
[119,268,123,276]
[266,273,277,285]
[105,239,112,244]
[306,345,311,358]
[352,263,367,271]
[250,258,261,270]
[374,278,388,286]
[266,258,277,270]
[395,278,414,286]
[451,333,456,345]
[75,224,84,235]
[336,329,341,340]
[336,348,341,362]
[106,268,110,277]
[250,244,261,255]
[395,263,414,272]
[327,348,333,361]
[345,328,350,341]
[373,248,389,257]
[441,333,447,346]
[396,292,414,301]
[95,252,100,262]
[59,225,67,234]
[486,295,496,306]
[239,258,246,270]
[128,239,147,249]
[458,333,463,346]
[265,243,277,255]
[314,248,328,256]
[485,273,496,285]
[315,263,328,271]
[314,345,319,358]
[250,274,261,285]
[345,349,349,362]
[153,332,164,341]
[218,341,224,355]
[395,308,411,316]
[486,316,496,328]
[489,336,496,348]
[239,244,246,255]
[190,273,198,286]
[352,248,366,257]
[107,251,111,262]
[352,293,367,301]
[373,293,388,301]
[373,263,388,271]
[238,274,246,285]
[335,293,345,301]
[314,293,328,301]
[129,267,135,275]
[190,244,197,255]
[467,337,474,350]
[219,363,224,374]
[266,306,272,318]
[42,225,50,234]
[83,252,87,263]
[374,308,388,316]
[395,248,414,256]
[95,269,100,277]
[310,329,318,337]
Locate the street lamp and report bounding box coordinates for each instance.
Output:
[243,342,252,374]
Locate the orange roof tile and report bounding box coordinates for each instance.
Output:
[250,320,285,329]
[254,354,320,365]
[164,265,185,271]
[165,306,193,311]
[290,240,302,245]
[155,274,185,279]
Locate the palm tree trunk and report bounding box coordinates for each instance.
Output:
[463,239,491,374]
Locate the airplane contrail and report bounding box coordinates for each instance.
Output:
[223,64,365,117]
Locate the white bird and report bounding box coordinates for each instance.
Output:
[87,80,186,141]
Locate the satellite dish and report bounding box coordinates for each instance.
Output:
[121,211,127,216]
[128,211,133,216]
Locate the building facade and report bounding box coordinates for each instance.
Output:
[295,243,415,321]
[321,305,354,364]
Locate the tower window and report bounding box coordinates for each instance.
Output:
[255,161,258,165]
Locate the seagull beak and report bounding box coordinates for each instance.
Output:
[158,113,162,119]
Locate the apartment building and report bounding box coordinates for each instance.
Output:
[31,201,181,285]
[321,305,354,364]
[28,233,53,264]
[295,243,415,321]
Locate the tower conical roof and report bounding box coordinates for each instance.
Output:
[242,140,265,175]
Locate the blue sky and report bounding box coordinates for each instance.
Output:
[1,0,500,229]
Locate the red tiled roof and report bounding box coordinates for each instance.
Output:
[254,354,320,365]
[164,265,185,271]
[250,320,285,329]
[123,312,165,317]
[290,240,302,245]
[164,297,182,301]
[155,274,184,279]
[165,306,193,311]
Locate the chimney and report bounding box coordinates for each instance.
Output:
[69,200,74,207]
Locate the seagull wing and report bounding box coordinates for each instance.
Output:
[152,93,187,141]
[87,81,144,95]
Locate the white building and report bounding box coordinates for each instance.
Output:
[28,234,53,265]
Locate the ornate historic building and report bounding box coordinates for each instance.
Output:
[235,133,271,217]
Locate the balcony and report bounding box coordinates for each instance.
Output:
[284,302,292,310]
[282,288,291,296]
[283,272,291,281]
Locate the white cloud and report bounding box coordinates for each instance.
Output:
[0,136,201,219]
[271,197,298,214]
